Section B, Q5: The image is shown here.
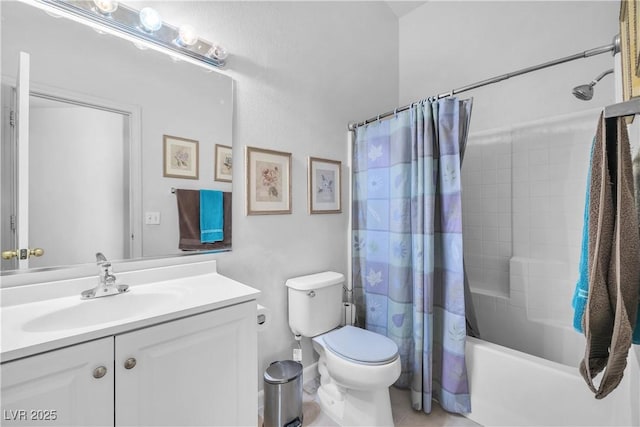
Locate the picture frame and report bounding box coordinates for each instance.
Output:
[620,0,640,102]
[245,146,292,215]
[214,144,233,182]
[163,135,199,179]
[308,157,341,214]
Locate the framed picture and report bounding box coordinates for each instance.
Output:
[245,146,292,215]
[215,144,233,182]
[620,0,640,102]
[308,157,341,214]
[163,135,199,179]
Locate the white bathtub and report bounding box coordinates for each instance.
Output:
[464,337,640,426]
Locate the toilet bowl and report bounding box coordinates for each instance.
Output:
[312,326,401,426]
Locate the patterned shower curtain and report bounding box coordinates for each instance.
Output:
[352,98,474,414]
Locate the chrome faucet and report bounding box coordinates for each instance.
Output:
[81,252,129,299]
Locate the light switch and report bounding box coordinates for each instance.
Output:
[145,212,160,225]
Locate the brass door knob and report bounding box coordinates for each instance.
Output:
[29,248,44,257]
[1,250,18,260]
[1,248,44,260]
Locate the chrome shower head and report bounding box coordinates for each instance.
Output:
[572,68,614,101]
[572,84,595,100]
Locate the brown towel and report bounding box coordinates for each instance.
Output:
[176,189,232,251]
[580,114,640,399]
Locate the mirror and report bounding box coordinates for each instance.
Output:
[0,1,234,276]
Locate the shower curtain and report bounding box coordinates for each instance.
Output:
[352,98,474,414]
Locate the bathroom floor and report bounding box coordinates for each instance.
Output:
[258,383,482,427]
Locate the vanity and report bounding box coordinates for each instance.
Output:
[1,259,260,426]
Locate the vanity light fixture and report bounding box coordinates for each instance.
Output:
[176,24,198,47]
[92,0,118,15]
[208,44,228,61]
[138,7,162,33]
[28,0,228,70]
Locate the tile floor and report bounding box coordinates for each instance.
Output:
[259,384,481,427]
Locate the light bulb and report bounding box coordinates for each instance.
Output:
[207,44,228,61]
[176,25,198,47]
[139,7,162,32]
[92,0,118,14]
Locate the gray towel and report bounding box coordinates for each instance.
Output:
[580,114,640,399]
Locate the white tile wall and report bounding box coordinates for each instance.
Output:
[462,129,512,297]
[462,109,600,367]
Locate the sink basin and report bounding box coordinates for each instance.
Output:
[22,290,181,332]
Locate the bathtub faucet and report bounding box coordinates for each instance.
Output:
[80,252,130,299]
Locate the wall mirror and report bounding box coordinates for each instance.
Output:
[1,1,234,278]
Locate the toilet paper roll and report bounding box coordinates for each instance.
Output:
[257,304,271,332]
[342,302,356,326]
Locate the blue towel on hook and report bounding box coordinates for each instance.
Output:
[572,137,594,334]
[200,190,224,243]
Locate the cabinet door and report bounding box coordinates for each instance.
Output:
[115,302,257,426]
[1,337,114,427]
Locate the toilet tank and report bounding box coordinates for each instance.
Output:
[285,271,344,337]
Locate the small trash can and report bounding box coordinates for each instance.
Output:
[263,360,303,427]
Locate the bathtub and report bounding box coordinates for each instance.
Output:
[464,336,640,426]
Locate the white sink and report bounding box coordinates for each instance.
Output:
[22,290,181,332]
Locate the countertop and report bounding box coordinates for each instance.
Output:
[1,260,260,362]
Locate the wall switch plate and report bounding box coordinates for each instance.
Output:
[145,212,160,225]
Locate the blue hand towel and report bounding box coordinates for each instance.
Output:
[200,190,224,243]
[572,137,594,334]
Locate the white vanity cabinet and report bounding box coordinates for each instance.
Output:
[1,301,257,427]
[1,337,114,427]
[115,301,257,426]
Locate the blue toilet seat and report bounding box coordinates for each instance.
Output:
[322,326,399,365]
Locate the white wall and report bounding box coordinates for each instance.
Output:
[138,1,400,381]
[399,1,618,132]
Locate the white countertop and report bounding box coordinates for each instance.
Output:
[1,260,260,362]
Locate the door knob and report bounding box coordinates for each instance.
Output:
[124,358,137,370]
[1,250,18,260]
[29,248,44,257]
[1,248,44,260]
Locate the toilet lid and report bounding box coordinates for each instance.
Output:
[323,326,399,365]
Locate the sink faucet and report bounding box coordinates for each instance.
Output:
[81,252,129,299]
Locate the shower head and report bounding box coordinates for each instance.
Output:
[572,84,595,100]
[572,68,614,101]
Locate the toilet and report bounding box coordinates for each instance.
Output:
[286,272,401,427]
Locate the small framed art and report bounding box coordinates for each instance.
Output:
[163,135,199,179]
[245,146,292,215]
[215,144,233,182]
[308,157,341,214]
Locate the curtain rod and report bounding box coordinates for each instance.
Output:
[348,35,620,131]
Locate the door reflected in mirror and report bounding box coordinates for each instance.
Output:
[0,1,234,276]
[28,95,132,269]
